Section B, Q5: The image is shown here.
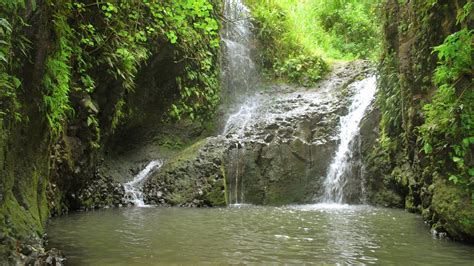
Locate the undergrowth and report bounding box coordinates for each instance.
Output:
[0,0,221,141]
[419,2,473,200]
[245,0,381,86]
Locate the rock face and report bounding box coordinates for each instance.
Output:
[71,173,125,211]
[143,138,227,207]
[143,61,374,206]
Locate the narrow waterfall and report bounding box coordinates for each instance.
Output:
[322,76,376,203]
[221,0,258,102]
[221,0,259,205]
[124,160,163,207]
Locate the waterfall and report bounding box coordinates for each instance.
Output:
[221,0,259,205]
[221,0,258,103]
[124,160,162,207]
[322,76,376,203]
[222,98,260,137]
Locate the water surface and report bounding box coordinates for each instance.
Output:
[46,204,474,265]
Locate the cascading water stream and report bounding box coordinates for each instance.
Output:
[322,76,377,203]
[221,0,257,100]
[124,160,163,207]
[221,0,259,205]
[222,99,259,137]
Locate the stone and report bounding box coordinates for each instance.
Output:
[143,61,373,206]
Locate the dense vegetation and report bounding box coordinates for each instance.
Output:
[1,0,221,133]
[245,0,380,86]
[420,2,473,196]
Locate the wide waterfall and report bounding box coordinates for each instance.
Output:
[322,76,377,203]
[124,160,162,207]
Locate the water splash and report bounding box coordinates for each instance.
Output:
[289,203,363,211]
[322,76,377,203]
[223,98,260,137]
[124,160,163,207]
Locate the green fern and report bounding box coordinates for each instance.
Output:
[419,3,474,192]
[42,14,73,135]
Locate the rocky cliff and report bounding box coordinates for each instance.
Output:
[363,0,474,242]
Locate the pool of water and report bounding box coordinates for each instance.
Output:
[46,204,474,265]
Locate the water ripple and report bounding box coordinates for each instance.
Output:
[46,206,474,265]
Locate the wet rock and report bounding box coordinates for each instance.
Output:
[7,235,66,266]
[264,134,274,143]
[142,61,374,206]
[23,248,66,266]
[144,138,227,207]
[265,123,279,130]
[72,173,125,210]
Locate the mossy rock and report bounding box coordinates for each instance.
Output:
[144,138,226,207]
[431,177,474,242]
[372,190,404,208]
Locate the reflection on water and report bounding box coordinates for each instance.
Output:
[46,205,474,265]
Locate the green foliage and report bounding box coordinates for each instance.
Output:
[2,0,221,139]
[244,0,327,85]
[318,1,380,58]
[0,4,26,123]
[419,11,473,193]
[274,55,328,87]
[245,0,380,85]
[70,0,221,124]
[42,12,73,135]
[377,0,473,205]
[432,29,473,86]
[377,52,403,151]
[162,0,221,121]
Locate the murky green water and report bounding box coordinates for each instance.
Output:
[46,204,474,265]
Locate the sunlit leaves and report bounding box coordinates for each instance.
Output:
[101,2,117,19]
[166,31,178,44]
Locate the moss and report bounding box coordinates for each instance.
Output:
[165,193,186,206]
[0,0,223,260]
[171,138,209,164]
[265,188,292,205]
[2,195,39,237]
[0,193,44,260]
[405,196,416,212]
[153,134,186,150]
[432,177,474,242]
[373,190,404,207]
[263,174,309,205]
[144,137,229,207]
[205,177,226,207]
